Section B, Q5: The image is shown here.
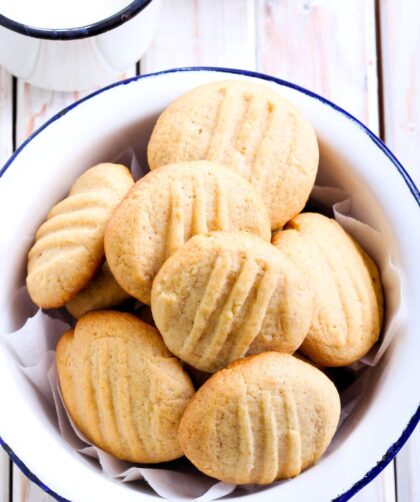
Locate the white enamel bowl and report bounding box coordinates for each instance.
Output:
[0,68,418,502]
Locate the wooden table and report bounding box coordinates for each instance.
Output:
[0,1,419,500]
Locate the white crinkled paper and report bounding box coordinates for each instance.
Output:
[0,151,403,500]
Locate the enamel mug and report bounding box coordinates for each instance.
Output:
[0,0,161,91]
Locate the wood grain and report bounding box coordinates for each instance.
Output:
[380,1,420,500]
[141,0,256,73]
[351,462,396,501]
[15,81,86,148]
[380,0,420,185]
[0,447,10,502]
[0,67,13,164]
[396,426,420,502]
[12,468,52,502]
[0,65,12,502]
[256,0,379,132]
[16,68,135,147]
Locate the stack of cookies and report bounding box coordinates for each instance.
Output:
[26,80,383,486]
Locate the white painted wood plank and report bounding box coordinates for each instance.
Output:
[12,468,52,502]
[396,425,420,502]
[141,0,256,73]
[16,68,135,147]
[380,0,420,186]
[351,462,396,501]
[0,67,13,164]
[16,81,87,148]
[380,2,420,501]
[0,65,13,502]
[256,0,379,132]
[0,447,10,502]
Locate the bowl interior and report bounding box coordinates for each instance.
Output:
[0,68,418,502]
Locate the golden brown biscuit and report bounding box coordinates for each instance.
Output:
[151,231,312,373]
[65,262,131,318]
[272,212,383,366]
[105,161,271,304]
[178,352,340,484]
[147,79,319,229]
[27,164,134,309]
[56,311,195,463]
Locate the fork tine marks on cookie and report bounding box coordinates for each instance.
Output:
[48,192,115,218]
[27,164,134,308]
[142,363,157,459]
[249,102,275,186]
[31,206,109,257]
[206,88,237,162]
[167,181,185,256]
[35,213,102,240]
[192,173,208,235]
[258,391,279,484]
[92,341,122,454]
[181,251,232,358]
[229,265,279,361]
[199,257,260,369]
[113,342,141,461]
[206,88,247,163]
[235,97,274,180]
[82,342,106,449]
[236,383,255,481]
[214,176,230,231]
[281,385,302,479]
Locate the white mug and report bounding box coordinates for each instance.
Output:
[0,0,161,91]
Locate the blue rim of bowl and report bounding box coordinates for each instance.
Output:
[0,66,419,501]
[0,0,153,40]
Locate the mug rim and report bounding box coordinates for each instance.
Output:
[0,66,419,502]
[0,0,154,40]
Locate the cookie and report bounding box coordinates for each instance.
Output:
[56,311,195,463]
[105,161,271,304]
[147,79,319,229]
[65,262,131,318]
[151,231,312,373]
[27,164,134,309]
[272,212,383,366]
[178,352,340,484]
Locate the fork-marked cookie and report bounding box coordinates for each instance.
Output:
[56,311,195,463]
[147,79,319,229]
[272,212,383,366]
[178,352,340,484]
[27,163,134,308]
[151,231,312,373]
